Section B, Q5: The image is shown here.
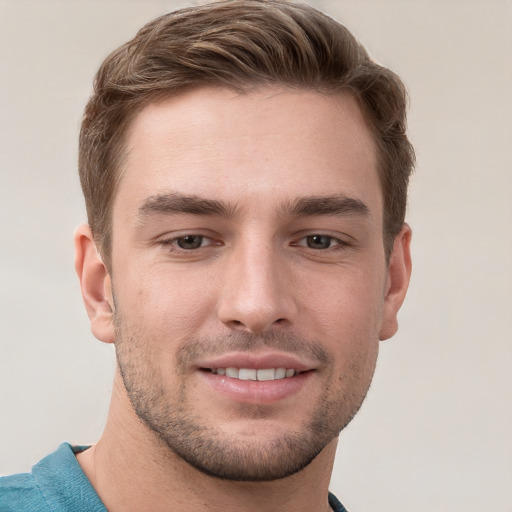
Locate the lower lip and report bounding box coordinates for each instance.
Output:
[199,370,313,404]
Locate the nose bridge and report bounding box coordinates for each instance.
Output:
[217,235,295,333]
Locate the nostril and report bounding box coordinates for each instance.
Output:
[229,317,287,331]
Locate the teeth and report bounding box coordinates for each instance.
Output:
[257,368,275,381]
[225,367,239,378]
[212,367,297,380]
[275,368,286,379]
[238,368,257,380]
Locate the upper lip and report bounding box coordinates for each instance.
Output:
[196,351,316,372]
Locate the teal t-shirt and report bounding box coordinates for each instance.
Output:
[0,444,106,512]
[0,443,348,511]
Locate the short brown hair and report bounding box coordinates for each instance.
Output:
[79,0,415,265]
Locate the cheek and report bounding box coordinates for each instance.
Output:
[114,263,218,341]
[301,267,384,387]
[302,266,386,335]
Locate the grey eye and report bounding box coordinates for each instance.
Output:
[306,235,333,249]
[176,235,205,250]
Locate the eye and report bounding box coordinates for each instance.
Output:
[157,233,221,258]
[175,235,209,250]
[306,235,339,250]
[306,235,333,249]
[293,234,347,250]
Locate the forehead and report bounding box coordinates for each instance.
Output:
[115,86,381,219]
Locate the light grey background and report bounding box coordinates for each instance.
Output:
[0,1,511,511]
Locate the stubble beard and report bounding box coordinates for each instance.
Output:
[114,315,377,482]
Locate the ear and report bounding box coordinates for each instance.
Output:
[74,224,115,344]
[379,224,412,340]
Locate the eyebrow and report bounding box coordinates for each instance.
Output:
[283,194,370,218]
[138,193,241,219]
[137,192,370,221]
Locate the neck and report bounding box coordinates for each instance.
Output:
[77,374,337,512]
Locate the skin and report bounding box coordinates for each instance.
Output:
[74,87,412,512]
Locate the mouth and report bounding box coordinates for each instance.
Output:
[203,367,300,381]
[196,354,315,404]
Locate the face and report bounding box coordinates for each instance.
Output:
[98,87,409,481]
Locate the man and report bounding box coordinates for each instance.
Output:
[0,0,413,510]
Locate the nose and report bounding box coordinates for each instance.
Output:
[217,242,297,333]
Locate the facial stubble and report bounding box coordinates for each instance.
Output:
[113,312,378,482]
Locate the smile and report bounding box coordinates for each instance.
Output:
[196,352,315,402]
[209,368,299,380]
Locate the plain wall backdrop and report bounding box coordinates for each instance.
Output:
[0,1,511,511]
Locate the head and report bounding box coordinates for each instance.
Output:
[75,0,413,483]
[79,0,414,268]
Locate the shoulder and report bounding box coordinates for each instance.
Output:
[0,443,105,512]
[328,491,350,512]
[0,471,49,511]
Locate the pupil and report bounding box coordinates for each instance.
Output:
[308,235,330,249]
[178,235,202,249]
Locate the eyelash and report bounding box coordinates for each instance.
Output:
[158,233,349,254]
[159,234,218,252]
[292,234,349,251]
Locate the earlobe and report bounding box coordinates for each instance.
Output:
[379,224,412,341]
[74,224,115,344]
